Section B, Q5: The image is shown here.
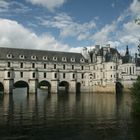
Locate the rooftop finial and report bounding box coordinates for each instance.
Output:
[125,45,129,56]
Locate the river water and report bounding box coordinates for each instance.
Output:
[0,88,139,140]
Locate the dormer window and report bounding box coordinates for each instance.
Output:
[19,55,25,59]
[43,56,48,60]
[31,55,36,60]
[62,57,67,62]
[7,54,13,59]
[53,57,57,61]
[80,58,85,63]
[71,58,75,62]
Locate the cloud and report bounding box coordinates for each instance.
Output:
[90,23,116,44]
[0,18,81,52]
[89,0,140,54]
[39,13,96,40]
[0,0,31,14]
[0,0,9,12]
[26,0,66,11]
[130,0,140,16]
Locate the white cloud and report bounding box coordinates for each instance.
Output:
[0,18,80,52]
[0,0,9,12]
[130,0,140,16]
[91,23,116,44]
[0,0,31,14]
[39,13,96,40]
[26,0,66,11]
[89,0,140,53]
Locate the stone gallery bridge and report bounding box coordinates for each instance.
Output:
[0,47,86,94]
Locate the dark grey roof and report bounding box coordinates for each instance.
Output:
[122,54,132,64]
[0,47,86,63]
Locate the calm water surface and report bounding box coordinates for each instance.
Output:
[0,89,139,140]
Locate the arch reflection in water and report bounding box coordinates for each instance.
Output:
[38,80,51,93]
[0,91,135,140]
[58,81,69,93]
[14,80,29,93]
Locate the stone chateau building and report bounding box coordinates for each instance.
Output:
[0,45,139,94]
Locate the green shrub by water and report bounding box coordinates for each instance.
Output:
[131,76,140,116]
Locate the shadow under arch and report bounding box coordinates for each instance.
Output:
[0,82,4,92]
[38,80,51,93]
[14,80,29,93]
[59,81,69,93]
[76,82,81,93]
[116,82,123,94]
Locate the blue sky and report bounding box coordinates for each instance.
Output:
[0,0,140,54]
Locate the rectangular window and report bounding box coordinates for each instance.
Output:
[44,64,46,69]
[82,73,84,79]
[44,72,46,78]
[73,74,75,79]
[63,64,65,70]
[81,66,84,70]
[7,62,10,67]
[72,65,74,70]
[63,73,65,79]
[54,73,57,78]
[20,72,23,78]
[54,64,56,69]
[33,72,35,78]
[20,62,23,68]
[133,66,135,74]
[7,72,10,78]
[32,63,35,68]
[93,73,96,79]
[103,72,105,78]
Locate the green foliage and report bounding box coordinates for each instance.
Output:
[131,76,140,116]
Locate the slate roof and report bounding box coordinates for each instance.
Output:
[97,47,121,62]
[0,47,86,63]
[136,58,140,66]
[97,47,120,56]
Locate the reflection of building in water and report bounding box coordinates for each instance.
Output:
[0,44,139,93]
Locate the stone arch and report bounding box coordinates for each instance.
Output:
[59,81,69,93]
[116,82,123,94]
[14,80,29,93]
[0,82,4,92]
[76,82,81,93]
[38,80,51,93]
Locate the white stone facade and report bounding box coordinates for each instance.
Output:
[0,45,139,94]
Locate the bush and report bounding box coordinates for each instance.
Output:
[131,76,140,116]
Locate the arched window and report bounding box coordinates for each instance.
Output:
[31,55,37,60]
[53,57,57,61]
[62,57,67,62]
[7,54,13,59]
[71,58,75,62]
[19,55,25,59]
[43,56,48,60]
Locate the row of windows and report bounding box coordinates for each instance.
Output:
[7,54,85,63]
[7,72,84,79]
[124,66,135,75]
[7,62,85,70]
[93,65,117,70]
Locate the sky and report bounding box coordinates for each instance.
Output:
[0,0,140,54]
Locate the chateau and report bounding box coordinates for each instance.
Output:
[0,45,139,94]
